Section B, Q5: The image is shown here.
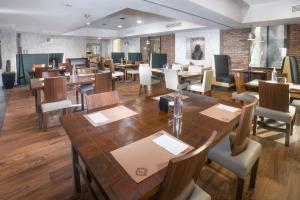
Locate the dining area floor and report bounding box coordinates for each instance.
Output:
[0,81,300,200]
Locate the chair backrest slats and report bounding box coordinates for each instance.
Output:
[258,81,289,112]
[43,76,67,103]
[159,132,217,200]
[95,72,112,94]
[86,91,119,112]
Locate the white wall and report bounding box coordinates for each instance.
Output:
[21,32,86,61]
[100,39,112,58]
[175,29,221,67]
[121,37,140,58]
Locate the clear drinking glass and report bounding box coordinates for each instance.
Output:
[173,89,183,119]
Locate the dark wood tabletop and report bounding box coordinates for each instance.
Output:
[60,92,240,200]
[30,75,95,90]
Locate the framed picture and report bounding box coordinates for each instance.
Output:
[186,37,205,60]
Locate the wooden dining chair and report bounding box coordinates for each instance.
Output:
[232,72,259,103]
[108,61,124,80]
[208,99,262,200]
[86,91,119,112]
[157,132,217,200]
[139,64,160,96]
[253,81,296,146]
[76,68,95,111]
[42,71,59,78]
[33,64,45,70]
[164,69,188,91]
[94,72,112,94]
[41,77,72,130]
[34,67,49,78]
[187,70,213,96]
[59,63,73,73]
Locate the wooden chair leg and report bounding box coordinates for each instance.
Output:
[63,108,67,115]
[139,85,143,96]
[249,158,260,189]
[144,86,148,96]
[42,112,47,131]
[236,177,244,200]
[76,90,79,104]
[253,115,257,135]
[285,123,291,146]
[260,116,264,124]
[81,94,84,111]
[291,116,296,136]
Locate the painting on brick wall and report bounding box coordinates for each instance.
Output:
[186,37,205,60]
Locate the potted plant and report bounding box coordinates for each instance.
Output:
[2,60,15,89]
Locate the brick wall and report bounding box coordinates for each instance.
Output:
[140,34,175,64]
[288,24,300,66]
[161,34,175,64]
[221,28,250,70]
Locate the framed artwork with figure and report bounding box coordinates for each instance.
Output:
[186,37,205,60]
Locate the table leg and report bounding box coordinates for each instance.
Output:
[34,90,38,113]
[72,145,81,192]
[36,89,42,129]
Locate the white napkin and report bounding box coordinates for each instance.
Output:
[153,134,188,156]
[216,104,240,113]
[87,112,109,124]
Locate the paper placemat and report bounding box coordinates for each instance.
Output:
[200,103,241,122]
[111,130,193,183]
[84,105,138,127]
[152,92,190,101]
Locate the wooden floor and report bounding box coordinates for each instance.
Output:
[0,82,300,200]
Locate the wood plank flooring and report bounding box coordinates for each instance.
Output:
[0,82,299,200]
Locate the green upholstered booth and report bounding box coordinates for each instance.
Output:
[128,53,143,63]
[111,52,125,63]
[150,53,167,68]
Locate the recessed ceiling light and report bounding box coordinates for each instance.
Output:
[97,37,101,40]
[102,23,107,26]
[120,17,126,20]
[117,25,122,28]
[137,20,142,24]
[86,21,90,26]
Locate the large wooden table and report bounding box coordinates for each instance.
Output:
[60,92,240,200]
[151,68,202,78]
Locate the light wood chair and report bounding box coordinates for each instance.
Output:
[86,91,119,112]
[171,64,183,71]
[157,132,217,200]
[232,72,259,103]
[94,72,113,94]
[109,61,124,80]
[208,99,262,200]
[187,70,213,96]
[126,61,140,81]
[253,81,296,146]
[41,77,72,130]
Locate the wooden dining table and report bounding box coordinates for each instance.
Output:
[115,63,139,81]
[30,75,116,128]
[151,68,203,78]
[60,92,241,200]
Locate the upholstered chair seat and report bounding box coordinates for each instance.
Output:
[126,69,139,75]
[291,100,300,113]
[208,134,262,178]
[112,71,124,77]
[255,106,296,123]
[232,91,259,102]
[173,180,211,200]
[188,70,213,95]
[41,99,72,113]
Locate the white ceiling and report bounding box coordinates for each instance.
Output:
[0,0,299,38]
[91,8,175,30]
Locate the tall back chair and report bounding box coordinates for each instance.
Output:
[158,132,217,200]
[33,64,45,69]
[86,91,119,112]
[282,56,299,84]
[35,67,49,78]
[59,63,73,73]
[164,69,179,91]
[258,81,289,112]
[43,77,67,103]
[42,71,59,78]
[94,72,112,94]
